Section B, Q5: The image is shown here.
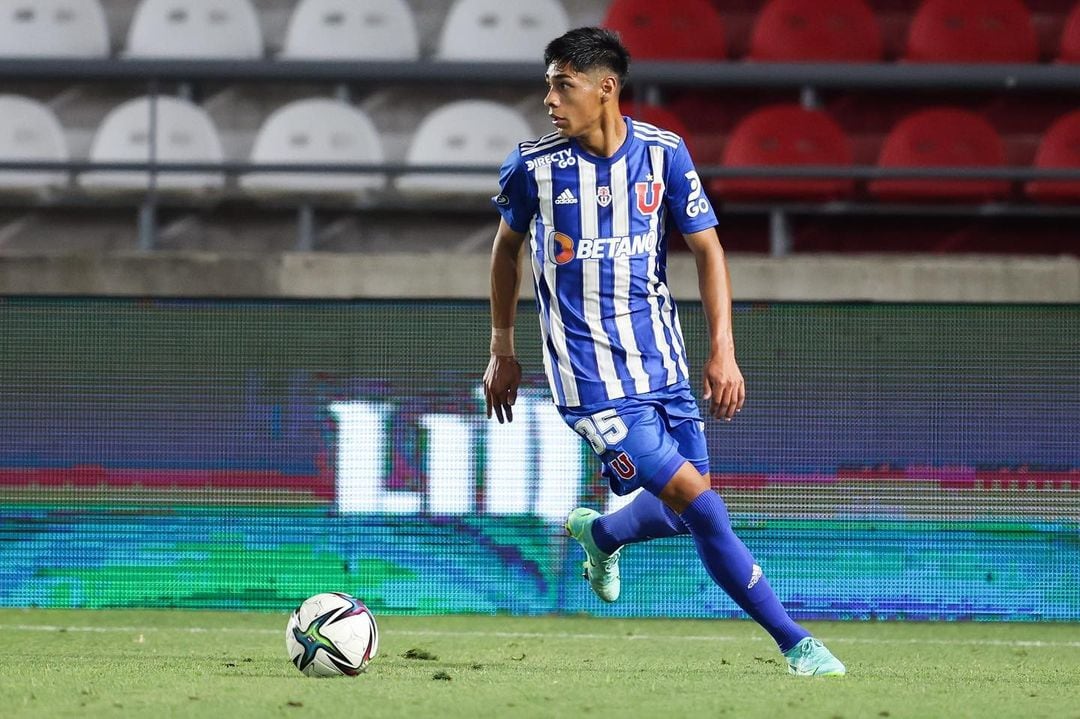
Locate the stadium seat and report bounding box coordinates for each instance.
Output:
[710,104,855,201]
[1059,1,1080,62]
[125,0,263,59]
[240,99,386,199]
[904,0,1038,63]
[78,95,224,195]
[748,0,883,62]
[602,0,726,61]
[868,107,1010,202]
[621,101,713,158]
[623,104,691,143]
[435,0,569,61]
[281,0,419,60]
[0,95,69,195]
[395,100,531,196]
[0,0,109,58]
[1025,110,1080,203]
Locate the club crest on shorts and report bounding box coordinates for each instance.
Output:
[595,186,612,207]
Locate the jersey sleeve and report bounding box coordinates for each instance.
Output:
[664,140,719,235]
[491,147,538,233]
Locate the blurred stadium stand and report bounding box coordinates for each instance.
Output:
[0,0,1076,255]
[436,0,570,61]
[867,107,1011,202]
[747,0,884,62]
[0,0,110,58]
[603,0,728,61]
[1026,108,1080,201]
[77,94,225,195]
[709,104,856,201]
[239,98,386,204]
[280,0,421,60]
[904,0,1040,63]
[394,100,534,198]
[123,0,265,59]
[0,94,69,195]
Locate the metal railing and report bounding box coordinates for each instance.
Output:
[6,160,1080,180]
[5,160,1078,253]
[2,58,1079,252]
[3,58,1080,91]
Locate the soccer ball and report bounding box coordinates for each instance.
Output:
[285,592,379,677]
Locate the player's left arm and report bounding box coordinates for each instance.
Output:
[683,226,745,421]
[665,138,746,421]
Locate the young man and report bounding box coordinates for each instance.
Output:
[482,27,845,677]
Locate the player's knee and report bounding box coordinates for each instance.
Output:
[656,461,711,513]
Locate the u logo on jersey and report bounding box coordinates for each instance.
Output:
[547,230,575,265]
[634,181,663,215]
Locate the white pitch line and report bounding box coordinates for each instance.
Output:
[2,624,1079,649]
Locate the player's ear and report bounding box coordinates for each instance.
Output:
[600,74,619,102]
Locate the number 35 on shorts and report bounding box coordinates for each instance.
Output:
[573,409,637,481]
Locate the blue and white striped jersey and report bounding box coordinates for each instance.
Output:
[492,117,718,408]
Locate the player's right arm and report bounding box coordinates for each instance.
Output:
[484,145,537,424]
[483,219,526,424]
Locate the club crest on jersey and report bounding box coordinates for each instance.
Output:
[595,186,612,207]
[547,230,575,265]
[635,181,663,214]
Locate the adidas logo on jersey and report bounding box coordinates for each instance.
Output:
[554,188,578,205]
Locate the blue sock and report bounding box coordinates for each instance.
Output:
[679,491,810,652]
[591,491,688,554]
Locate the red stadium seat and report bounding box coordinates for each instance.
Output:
[748,0,883,62]
[905,0,1038,63]
[1059,2,1080,62]
[711,104,855,201]
[1025,110,1080,202]
[622,103,691,141]
[602,0,726,60]
[869,108,1010,202]
[625,102,702,156]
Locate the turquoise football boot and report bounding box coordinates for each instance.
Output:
[564,508,621,603]
[783,637,847,676]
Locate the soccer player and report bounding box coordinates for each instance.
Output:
[482,27,845,676]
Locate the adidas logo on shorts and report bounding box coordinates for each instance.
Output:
[554,188,578,205]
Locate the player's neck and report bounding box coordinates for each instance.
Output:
[574,113,627,158]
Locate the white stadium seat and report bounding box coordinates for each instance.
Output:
[282,0,419,60]
[125,0,263,59]
[79,95,224,195]
[0,0,109,58]
[436,0,570,61]
[240,99,386,199]
[395,100,532,197]
[0,95,69,195]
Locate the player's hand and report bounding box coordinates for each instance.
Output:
[702,352,745,421]
[483,355,522,423]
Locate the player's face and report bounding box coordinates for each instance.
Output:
[544,63,605,138]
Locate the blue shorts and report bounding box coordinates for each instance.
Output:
[558,381,709,497]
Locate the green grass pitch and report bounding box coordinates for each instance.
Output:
[1,609,1078,718]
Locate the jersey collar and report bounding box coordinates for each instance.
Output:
[569,116,634,164]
